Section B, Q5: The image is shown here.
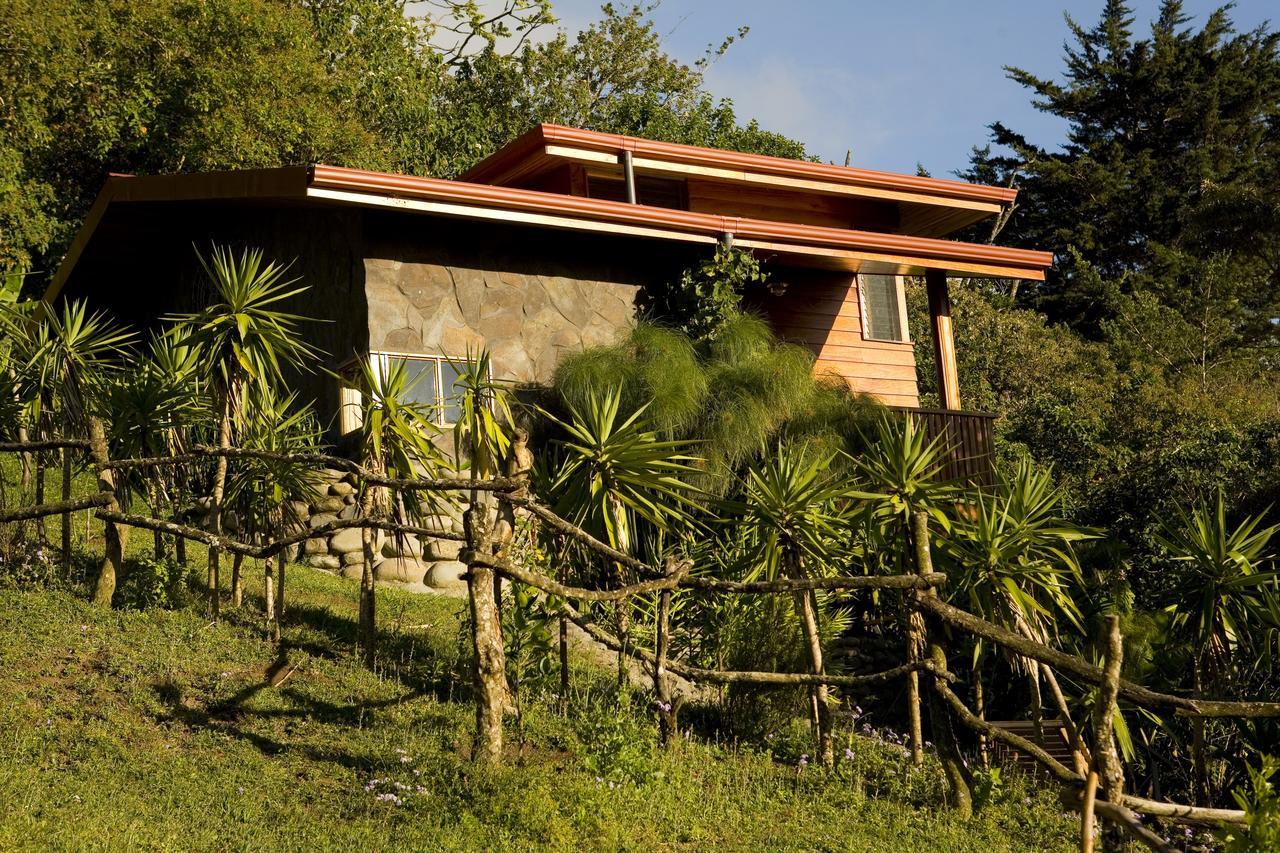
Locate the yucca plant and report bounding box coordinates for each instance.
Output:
[224,387,323,637]
[941,459,1096,758]
[350,354,447,665]
[851,414,957,537]
[1155,490,1280,803]
[8,299,136,587]
[169,245,319,619]
[543,386,702,567]
[735,444,854,767]
[102,330,206,558]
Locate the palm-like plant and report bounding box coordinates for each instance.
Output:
[450,347,514,484]
[350,354,446,665]
[8,299,136,583]
[544,386,702,565]
[735,444,853,767]
[224,387,323,637]
[1155,490,1280,803]
[941,459,1096,753]
[851,414,956,535]
[169,245,319,618]
[102,330,206,558]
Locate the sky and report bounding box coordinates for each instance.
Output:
[540,0,1275,178]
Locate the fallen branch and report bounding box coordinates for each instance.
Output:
[0,492,113,522]
[918,595,1280,718]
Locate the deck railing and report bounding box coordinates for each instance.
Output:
[892,407,997,486]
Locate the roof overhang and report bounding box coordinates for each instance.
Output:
[45,164,1051,305]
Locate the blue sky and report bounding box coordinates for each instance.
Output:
[545,1,1274,178]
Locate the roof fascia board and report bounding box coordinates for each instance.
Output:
[539,124,1016,205]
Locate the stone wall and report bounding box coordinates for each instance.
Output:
[293,467,469,593]
[361,214,702,385]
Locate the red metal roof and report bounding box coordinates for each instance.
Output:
[461,123,1018,206]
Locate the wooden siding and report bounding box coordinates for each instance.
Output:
[761,272,920,406]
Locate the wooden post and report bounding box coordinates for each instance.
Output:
[465,502,508,763]
[925,269,961,411]
[906,539,926,767]
[88,416,128,606]
[1082,615,1125,853]
[61,447,72,574]
[654,587,676,745]
[911,510,972,817]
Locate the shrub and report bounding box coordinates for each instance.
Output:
[115,556,193,610]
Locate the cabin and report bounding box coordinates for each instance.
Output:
[45,124,1051,470]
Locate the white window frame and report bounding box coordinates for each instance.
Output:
[857,273,911,344]
[339,351,485,434]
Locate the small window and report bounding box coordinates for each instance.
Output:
[338,352,481,434]
[858,274,909,343]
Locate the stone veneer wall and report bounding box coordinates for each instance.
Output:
[360,215,701,384]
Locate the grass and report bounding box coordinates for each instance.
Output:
[0,466,1078,851]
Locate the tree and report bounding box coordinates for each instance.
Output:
[737,445,853,767]
[170,245,318,619]
[966,1,1280,340]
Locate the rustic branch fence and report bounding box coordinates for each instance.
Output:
[2,436,1278,851]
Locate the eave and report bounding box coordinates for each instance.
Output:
[44,164,1050,306]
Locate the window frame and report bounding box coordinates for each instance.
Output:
[338,351,486,434]
[856,273,911,344]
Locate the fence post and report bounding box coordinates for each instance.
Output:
[87,417,127,606]
[911,509,972,818]
[465,498,508,763]
[906,558,926,768]
[1082,615,1125,852]
[654,585,676,745]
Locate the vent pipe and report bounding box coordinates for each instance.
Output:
[621,150,637,204]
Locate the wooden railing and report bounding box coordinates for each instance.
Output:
[893,407,997,486]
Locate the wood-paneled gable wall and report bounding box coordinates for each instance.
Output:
[759,271,920,407]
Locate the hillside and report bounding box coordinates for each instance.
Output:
[0,561,1076,851]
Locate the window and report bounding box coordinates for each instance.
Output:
[858,274,910,343]
[338,352,478,434]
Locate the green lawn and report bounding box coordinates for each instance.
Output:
[0,466,1076,850]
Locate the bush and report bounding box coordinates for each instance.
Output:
[115,556,193,610]
[0,521,54,588]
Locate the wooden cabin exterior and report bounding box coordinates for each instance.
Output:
[45,125,1051,463]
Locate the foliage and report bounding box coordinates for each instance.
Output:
[542,386,702,562]
[349,353,448,520]
[222,387,324,543]
[1154,491,1280,688]
[450,346,515,479]
[1222,756,1280,853]
[3,0,805,279]
[942,460,1095,648]
[639,243,774,341]
[571,696,664,787]
[115,556,193,610]
[171,245,319,403]
[966,0,1280,340]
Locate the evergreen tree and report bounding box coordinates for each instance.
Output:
[966,1,1280,344]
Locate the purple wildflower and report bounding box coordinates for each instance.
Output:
[843,748,855,762]
[798,754,809,768]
